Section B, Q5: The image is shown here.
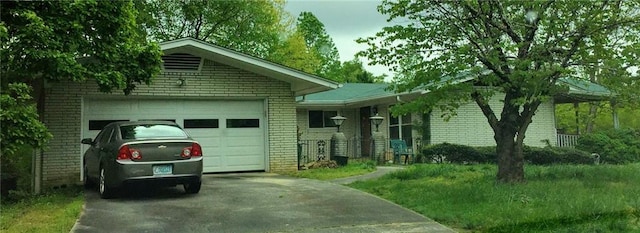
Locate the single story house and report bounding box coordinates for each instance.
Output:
[295,79,612,160]
[37,37,338,190]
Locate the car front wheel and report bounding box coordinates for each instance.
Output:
[184,180,201,194]
[99,167,116,199]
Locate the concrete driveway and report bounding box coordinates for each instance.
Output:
[72,173,455,233]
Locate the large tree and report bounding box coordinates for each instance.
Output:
[359,0,640,182]
[1,1,162,156]
[140,0,289,58]
[295,12,341,79]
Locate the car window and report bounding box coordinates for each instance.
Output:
[109,128,119,142]
[120,124,188,140]
[98,127,114,145]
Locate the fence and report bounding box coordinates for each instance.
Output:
[297,137,422,168]
[557,134,580,148]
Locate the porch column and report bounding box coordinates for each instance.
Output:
[372,131,386,163]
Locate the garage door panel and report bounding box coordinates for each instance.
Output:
[83,98,266,173]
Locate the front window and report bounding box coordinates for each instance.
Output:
[120,124,188,140]
[389,113,413,146]
[308,110,337,128]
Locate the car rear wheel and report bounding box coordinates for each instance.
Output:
[183,180,201,194]
[99,167,116,199]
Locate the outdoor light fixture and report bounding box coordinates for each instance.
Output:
[176,78,186,87]
[330,115,347,132]
[369,113,384,132]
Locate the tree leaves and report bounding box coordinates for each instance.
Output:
[361,0,640,182]
[0,83,51,156]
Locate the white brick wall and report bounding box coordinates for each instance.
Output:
[42,59,297,188]
[430,93,557,147]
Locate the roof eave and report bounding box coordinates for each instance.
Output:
[160,38,339,95]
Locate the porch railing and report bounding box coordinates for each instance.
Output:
[557,134,580,148]
[297,137,422,168]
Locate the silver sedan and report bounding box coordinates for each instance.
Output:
[81,121,203,199]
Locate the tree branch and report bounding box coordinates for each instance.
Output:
[472,90,499,131]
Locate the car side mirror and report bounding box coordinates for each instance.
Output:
[81,138,94,145]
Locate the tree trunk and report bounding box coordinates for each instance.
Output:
[495,129,525,183]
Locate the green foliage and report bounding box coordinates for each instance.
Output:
[420,143,495,164]
[576,129,640,164]
[556,103,640,134]
[1,0,162,94]
[0,84,51,156]
[295,11,341,78]
[268,30,323,74]
[336,58,385,83]
[349,163,640,232]
[0,146,34,202]
[419,143,596,165]
[359,0,640,181]
[141,0,288,58]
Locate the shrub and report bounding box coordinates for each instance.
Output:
[576,129,640,164]
[524,146,593,165]
[420,143,594,165]
[420,143,495,164]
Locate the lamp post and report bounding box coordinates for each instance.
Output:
[369,113,383,132]
[370,113,385,163]
[330,115,346,132]
[329,115,348,166]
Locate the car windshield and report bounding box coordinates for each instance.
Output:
[120,124,188,140]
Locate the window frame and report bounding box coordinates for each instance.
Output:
[389,109,413,146]
[308,110,338,128]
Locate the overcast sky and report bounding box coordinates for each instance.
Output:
[284,0,394,79]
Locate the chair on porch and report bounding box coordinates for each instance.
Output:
[390,139,414,164]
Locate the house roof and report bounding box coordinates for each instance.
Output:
[555,78,613,103]
[159,38,339,96]
[296,83,423,107]
[298,78,613,107]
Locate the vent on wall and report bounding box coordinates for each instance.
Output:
[161,53,202,71]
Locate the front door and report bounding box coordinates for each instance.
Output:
[360,107,372,157]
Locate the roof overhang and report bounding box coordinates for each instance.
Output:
[297,90,424,108]
[159,38,339,96]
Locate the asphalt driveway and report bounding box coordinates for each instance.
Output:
[72,172,455,233]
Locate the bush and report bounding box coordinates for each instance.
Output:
[420,143,495,164]
[1,146,34,203]
[576,129,640,164]
[524,146,593,165]
[420,143,594,165]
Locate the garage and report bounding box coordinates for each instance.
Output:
[82,98,267,173]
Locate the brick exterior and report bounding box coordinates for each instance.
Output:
[430,93,557,147]
[42,59,298,188]
[297,94,557,149]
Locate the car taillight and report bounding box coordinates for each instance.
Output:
[181,143,202,158]
[118,145,142,160]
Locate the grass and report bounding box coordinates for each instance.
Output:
[348,163,640,232]
[0,186,84,233]
[280,159,377,180]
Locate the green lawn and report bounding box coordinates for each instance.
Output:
[0,186,84,233]
[348,163,640,232]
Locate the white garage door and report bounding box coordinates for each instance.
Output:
[82,98,266,173]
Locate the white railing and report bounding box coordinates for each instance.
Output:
[557,134,580,148]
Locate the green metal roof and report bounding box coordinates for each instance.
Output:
[297,83,392,102]
[298,77,613,105]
